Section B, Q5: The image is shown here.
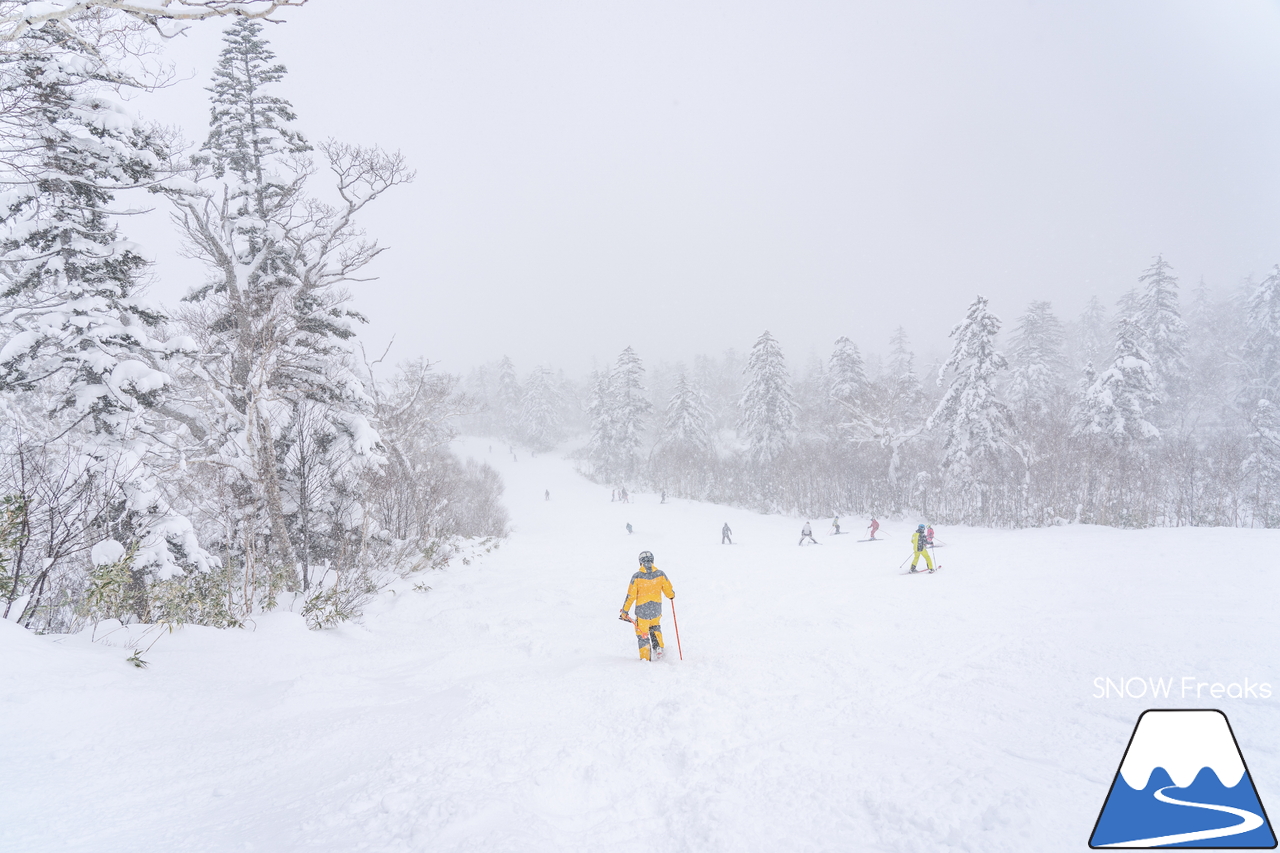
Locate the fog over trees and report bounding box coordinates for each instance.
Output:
[464,256,1277,531]
[1,2,1278,639]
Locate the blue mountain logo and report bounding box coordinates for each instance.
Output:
[1090,709,1276,848]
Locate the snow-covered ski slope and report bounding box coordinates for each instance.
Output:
[4,437,1280,853]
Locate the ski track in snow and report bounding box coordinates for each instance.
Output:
[3,437,1280,852]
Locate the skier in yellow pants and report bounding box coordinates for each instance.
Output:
[620,550,675,661]
[910,523,934,572]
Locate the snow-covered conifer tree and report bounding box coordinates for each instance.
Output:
[610,346,651,479]
[854,327,929,503]
[794,356,828,437]
[0,24,210,624]
[171,19,318,579]
[1134,255,1188,408]
[1069,296,1109,372]
[585,368,618,479]
[1072,318,1160,447]
[1007,300,1066,420]
[651,371,713,496]
[885,327,926,428]
[927,296,1016,521]
[827,336,867,432]
[926,292,1013,517]
[1116,288,1139,322]
[201,19,311,210]
[691,349,744,433]
[656,372,712,457]
[1184,278,1235,424]
[167,19,410,590]
[738,331,797,465]
[519,366,563,451]
[1003,301,1073,523]
[495,356,522,438]
[1244,399,1280,526]
[1241,267,1280,409]
[584,347,651,480]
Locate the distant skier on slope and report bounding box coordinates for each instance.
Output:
[799,521,818,545]
[619,550,675,661]
[545,489,550,501]
[626,522,633,535]
[909,524,934,573]
[722,522,733,545]
[867,518,880,540]
[925,525,935,547]
[831,516,842,535]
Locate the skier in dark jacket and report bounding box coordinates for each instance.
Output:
[909,524,935,572]
[722,522,732,544]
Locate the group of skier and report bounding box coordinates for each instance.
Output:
[619,518,940,661]
[794,517,931,548]
[714,516,935,550]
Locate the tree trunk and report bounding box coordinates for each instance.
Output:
[257,415,299,587]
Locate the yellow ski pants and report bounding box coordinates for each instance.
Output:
[911,548,934,571]
[635,616,665,660]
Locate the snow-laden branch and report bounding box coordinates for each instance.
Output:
[0,1,309,42]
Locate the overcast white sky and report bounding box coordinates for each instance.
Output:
[128,0,1280,376]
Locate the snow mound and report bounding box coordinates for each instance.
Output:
[90,539,125,566]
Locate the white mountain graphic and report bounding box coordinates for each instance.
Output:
[1119,710,1245,790]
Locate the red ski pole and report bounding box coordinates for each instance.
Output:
[670,598,683,660]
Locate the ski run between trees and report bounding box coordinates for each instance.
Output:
[5,438,1280,853]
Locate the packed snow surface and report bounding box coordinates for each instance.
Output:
[4,437,1280,852]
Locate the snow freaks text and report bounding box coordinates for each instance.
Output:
[1093,677,1274,700]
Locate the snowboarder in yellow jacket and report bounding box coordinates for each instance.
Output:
[620,551,675,661]
[910,523,934,573]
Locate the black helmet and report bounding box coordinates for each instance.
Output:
[638,551,654,567]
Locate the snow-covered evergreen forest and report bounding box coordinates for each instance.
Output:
[0,2,507,633]
[3,2,1279,643]
[463,258,1280,530]
[9,6,1280,852]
